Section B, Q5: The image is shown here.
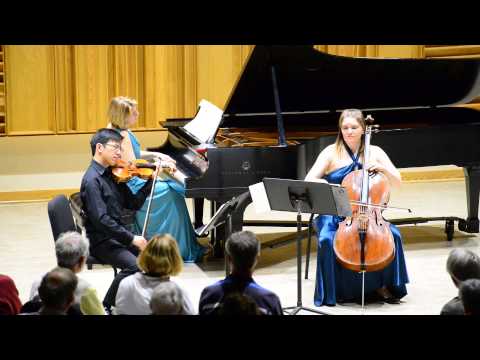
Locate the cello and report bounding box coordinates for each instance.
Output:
[333,115,396,274]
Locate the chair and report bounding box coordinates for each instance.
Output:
[47,194,118,277]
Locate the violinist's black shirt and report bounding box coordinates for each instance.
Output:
[80,160,152,248]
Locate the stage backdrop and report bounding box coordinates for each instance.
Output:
[0,45,478,199]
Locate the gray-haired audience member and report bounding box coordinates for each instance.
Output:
[33,267,78,315]
[150,281,190,315]
[441,248,480,315]
[199,230,283,315]
[215,292,262,316]
[459,278,480,315]
[29,231,105,315]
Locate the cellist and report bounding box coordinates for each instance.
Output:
[305,109,409,306]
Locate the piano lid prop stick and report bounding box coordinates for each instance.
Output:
[141,161,161,238]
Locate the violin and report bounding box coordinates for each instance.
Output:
[333,115,396,273]
[111,158,174,237]
[111,159,157,183]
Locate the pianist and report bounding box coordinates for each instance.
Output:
[305,109,409,306]
[106,96,208,263]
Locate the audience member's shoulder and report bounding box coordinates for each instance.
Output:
[250,280,277,295]
[440,296,464,315]
[205,278,224,290]
[263,290,282,305]
[29,275,43,299]
[199,279,224,298]
[118,272,139,290]
[76,276,93,292]
[0,274,14,283]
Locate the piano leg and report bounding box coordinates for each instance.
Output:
[193,198,205,229]
[459,166,480,233]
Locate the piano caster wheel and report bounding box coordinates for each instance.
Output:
[458,218,480,233]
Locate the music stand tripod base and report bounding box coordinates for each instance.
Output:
[282,200,330,315]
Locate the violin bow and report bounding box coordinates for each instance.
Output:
[141,160,161,238]
[350,200,412,213]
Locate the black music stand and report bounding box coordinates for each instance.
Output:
[262,178,351,315]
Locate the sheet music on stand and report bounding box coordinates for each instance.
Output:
[249,179,346,215]
[183,99,223,143]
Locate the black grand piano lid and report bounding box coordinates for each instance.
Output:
[221,45,480,127]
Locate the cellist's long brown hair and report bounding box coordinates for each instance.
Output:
[334,109,366,160]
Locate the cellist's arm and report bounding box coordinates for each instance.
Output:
[305,145,333,183]
[369,146,402,188]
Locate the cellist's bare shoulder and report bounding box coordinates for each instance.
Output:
[319,144,336,159]
[317,144,336,166]
[305,144,335,181]
[370,145,390,163]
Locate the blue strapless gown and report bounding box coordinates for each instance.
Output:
[314,159,409,306]
[122,130,205,263]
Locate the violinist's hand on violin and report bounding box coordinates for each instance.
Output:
[366,162,385,174]
[160,160,177,174]
[132,235,148,251]
[156,153,176,164]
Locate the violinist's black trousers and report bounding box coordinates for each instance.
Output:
[91,239,140,310]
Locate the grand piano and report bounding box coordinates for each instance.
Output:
[148,45,480,255]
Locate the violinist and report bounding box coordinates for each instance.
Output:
[106,96,209,263]
[305,109,409,306]
[80,128,154,312]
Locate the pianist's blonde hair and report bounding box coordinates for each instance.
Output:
[137,234,183,277]
[108,96,138,130]
[334,109,366,160]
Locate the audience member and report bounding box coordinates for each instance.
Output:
[22,267,78,315]
[26,231,105,315]
[115,234,195,315]
[150,281,190,315]
[459,278,480,315]
[214,292,262,316]
[0,274,22,315]
[441,248,480,315]
[199,230,283,315]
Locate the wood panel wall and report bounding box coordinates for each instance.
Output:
[3,45,479,136]
[0,45,5,136]
[5,46,56,135]
[2,45,254,136]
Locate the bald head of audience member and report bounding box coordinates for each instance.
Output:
[38,267,78,315]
